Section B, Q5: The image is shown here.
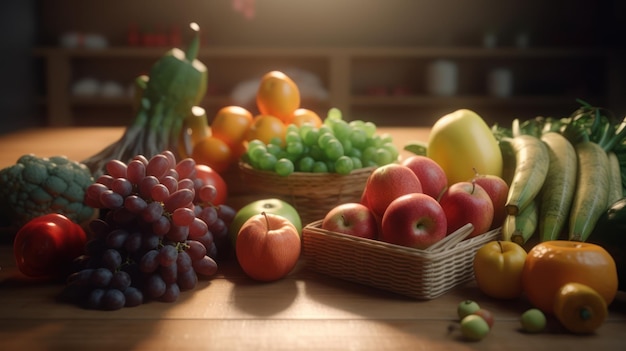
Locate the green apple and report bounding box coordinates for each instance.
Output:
[460,314,490,341]
[457,300,481,320]
[520,308,546,333]
[228,198,302,246]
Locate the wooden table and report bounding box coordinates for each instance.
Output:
[0,127,624,351]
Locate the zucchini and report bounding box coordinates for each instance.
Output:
[538,132,577,242]
[502,135,550,215]
[607,151,622,205]
[498,138,516,186]
[568,141,610,242]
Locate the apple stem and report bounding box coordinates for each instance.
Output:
[497,240,504,253]
[341,215,349,227]
[470,179,477,194]
[473,167,479,177]
[261,211,271,230]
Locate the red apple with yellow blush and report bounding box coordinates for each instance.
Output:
[401,155,448,200]
[379,193,447,249]
[439,181,494,238]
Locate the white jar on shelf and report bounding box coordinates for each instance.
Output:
[487,68,513,98]
[426,59,458,96]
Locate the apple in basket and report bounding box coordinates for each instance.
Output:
[236,212,301,282]
[439,181,494,238]
[401,155,448,200]
[362,164,423,219]
[321,202,378,239]
[379,193,447,249]
[469,171,509,230]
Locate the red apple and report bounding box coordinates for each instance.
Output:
[470,172,509,229]
[321,203,378,239]
[362,164,423,218]
[439,181,494,238]
[235,212,301,282]
[472,308,495,329]
[401,155,448,200]
[379,193,447,249]
[228,198,302,247]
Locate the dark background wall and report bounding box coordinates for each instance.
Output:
[0,0,624,135]
[0,1,39,135]
[34,0,624,48]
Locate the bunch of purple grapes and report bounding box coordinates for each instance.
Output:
[62,151,235,310]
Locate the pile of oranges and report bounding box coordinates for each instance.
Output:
[190,71,323,173]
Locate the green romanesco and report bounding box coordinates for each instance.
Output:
[0,154,96,229]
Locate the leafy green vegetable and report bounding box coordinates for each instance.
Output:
[492,100,626,195]
[81,23,208,178]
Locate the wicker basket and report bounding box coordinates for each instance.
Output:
[238,162,375,225]
[302,220,502,299]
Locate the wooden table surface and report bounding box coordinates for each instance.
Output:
[0,127,625,351]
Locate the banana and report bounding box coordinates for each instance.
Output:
[501,198,538,245]
[502,135,550,216]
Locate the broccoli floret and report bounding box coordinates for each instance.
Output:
[0,154,96,229]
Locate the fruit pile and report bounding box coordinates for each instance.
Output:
[320,109,508,251]
[472,239,618,335]
[189,70,397,176]
[191,70,314,173]
[61,151,235,310]
[321,155,506,250]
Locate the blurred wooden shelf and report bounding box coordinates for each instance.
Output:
[34,46,617,127]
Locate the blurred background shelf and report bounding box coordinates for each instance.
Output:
[3,0,624,134]
[34,45,620,127]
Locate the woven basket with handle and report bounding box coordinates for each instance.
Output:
[302,220,502,299]
[238,163,375,225]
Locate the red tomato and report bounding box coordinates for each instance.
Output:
[13,213,87,278]
[195,164,228,205]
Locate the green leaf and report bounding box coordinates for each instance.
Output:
[403,141,428,156]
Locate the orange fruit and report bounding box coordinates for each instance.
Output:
[291,108,323,128]
[191,136,234,173]
[553,282,608,334]
[256,71,300,124]
[210,105,253,149]
[521,241,618,314]
[245,114,287,146]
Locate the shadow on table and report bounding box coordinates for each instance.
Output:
[299,265,523,318]
[219,257,300,317]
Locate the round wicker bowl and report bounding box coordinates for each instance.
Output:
[238,162,375,225]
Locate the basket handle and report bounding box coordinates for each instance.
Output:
[425,223,474,253]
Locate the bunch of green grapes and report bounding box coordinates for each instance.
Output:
[244,108,398,176]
